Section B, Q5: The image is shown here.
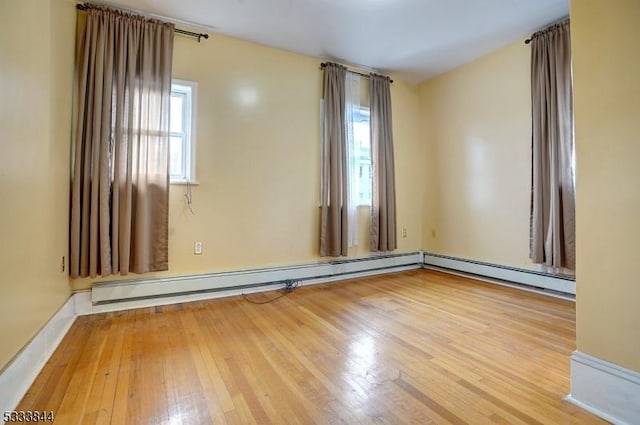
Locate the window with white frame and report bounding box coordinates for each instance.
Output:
[352,107,372,205]
[169,80,196,183]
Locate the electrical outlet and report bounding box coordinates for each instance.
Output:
[402,227,407,238]
[61,255,65,273]
[194,241,203,255]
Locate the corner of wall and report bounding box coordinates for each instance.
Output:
[0,0,76,371]
[416,78,439,253]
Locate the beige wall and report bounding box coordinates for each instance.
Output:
[72,32,424,290]
[419,40,535,271]
[571,0,640,372]
[0,0,76,371]
[4,0,637,383]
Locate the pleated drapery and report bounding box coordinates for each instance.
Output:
[529,20,575,270]
[344,72,362,248]
[320,63,348,257]
[70,6,174,278]
[369,74,397,252]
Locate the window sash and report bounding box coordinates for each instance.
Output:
[169,81,195,183]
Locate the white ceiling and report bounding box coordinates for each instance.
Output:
[108,0,569,83]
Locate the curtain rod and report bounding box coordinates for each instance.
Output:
[524,18,569,44]
[76,3,209,42]
[320,63,393,84]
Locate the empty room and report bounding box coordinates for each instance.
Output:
[1,0,638,423]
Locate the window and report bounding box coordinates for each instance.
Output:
[169,80,196,183]
[352,107,372,205]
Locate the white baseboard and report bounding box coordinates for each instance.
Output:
[91,252,422,305]
[567,351,640,425]
[0,296,76,415]
[422,252,576,295]
[423,266,575,301]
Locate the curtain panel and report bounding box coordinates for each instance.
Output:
[345,72,362,248]
[369,74,397,252]
[529,20,575,270]
[70,6,174,278]
[319,63,348,257]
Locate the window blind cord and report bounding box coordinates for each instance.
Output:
[184,180,195,214]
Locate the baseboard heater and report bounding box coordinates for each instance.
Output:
[422,252,576,295]
[91,252,422,305]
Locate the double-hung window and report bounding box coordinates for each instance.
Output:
[343,72,371,247]
[169,80,197,183]
[352,107,372,206]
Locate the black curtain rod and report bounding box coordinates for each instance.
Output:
[320,63,393,83]
[524,18,569,44]
[76,3,209,42]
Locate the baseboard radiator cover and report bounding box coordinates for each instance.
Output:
[91,252,423,305]
[567,351,640,425]
[422,252,576,295]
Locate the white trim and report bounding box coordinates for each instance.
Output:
[170,79,197,184]
[423,266,575,301]
[567,351,640,425]
[170,180,200,186]
[91,252,422,305]
[0,296,76,414]
[73,291,92,316]
[422,253,575,295]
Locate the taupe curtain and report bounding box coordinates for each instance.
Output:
[529,20,575,270]
[320,63,348,257]
[369,74,397,252]
[70,6,174,278]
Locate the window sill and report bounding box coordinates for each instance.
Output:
[170,179,199,186]
[316,204,371,208]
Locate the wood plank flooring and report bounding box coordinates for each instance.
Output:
[17,270,608,424]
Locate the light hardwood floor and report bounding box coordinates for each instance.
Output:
[18,270,607,424]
